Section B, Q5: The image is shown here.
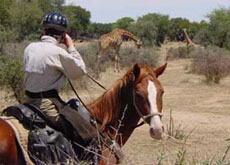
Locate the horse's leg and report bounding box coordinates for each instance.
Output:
[0,118,20,165]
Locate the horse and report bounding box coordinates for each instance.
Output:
[0,62,167,165]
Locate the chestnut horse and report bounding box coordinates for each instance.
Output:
[0,63,167,165]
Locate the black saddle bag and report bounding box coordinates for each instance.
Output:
[28,126,77,164]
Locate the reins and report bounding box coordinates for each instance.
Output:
[85,73,107,90]
[67,72,106,110]
[68,79,89,110]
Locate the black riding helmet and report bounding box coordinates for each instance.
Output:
[42,11,68,32]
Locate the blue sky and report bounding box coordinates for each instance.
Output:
[66,0,230,23]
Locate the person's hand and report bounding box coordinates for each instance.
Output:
[64,33,74,48]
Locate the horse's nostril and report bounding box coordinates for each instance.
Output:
[150,128,155,136]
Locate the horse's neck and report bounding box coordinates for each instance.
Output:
[116,105,140,145]
[87,79,141,146]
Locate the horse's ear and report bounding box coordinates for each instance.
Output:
[155,63,167,78]
[133,63,140,79]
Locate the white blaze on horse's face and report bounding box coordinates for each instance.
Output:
[148,80,163,139]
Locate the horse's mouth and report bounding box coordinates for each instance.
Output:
[149,127,164,140]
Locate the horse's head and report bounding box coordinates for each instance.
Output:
[132,63,167,140]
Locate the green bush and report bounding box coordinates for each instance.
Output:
[0,49,25,103]
[190,46,230,84]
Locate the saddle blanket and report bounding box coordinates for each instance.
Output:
[2,117,34,165]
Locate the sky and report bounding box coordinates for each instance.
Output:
[66,0,230,23]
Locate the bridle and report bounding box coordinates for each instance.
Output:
[133,103,163,129]
[131,76,163,129]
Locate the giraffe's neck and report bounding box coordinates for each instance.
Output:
[183,29,192,44]
[115,29,138,42]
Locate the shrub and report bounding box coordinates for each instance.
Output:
[166,46,195,60]
[77,41,112,78]
[166,46,188,60]
[119,46,159,68]
[190,46,230,84]
[0,49,25,103]
[77,41,98,73]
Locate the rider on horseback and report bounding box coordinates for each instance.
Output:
[23,11,89,141]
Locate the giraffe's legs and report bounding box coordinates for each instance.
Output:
[96,49,106,72]
[114,47,120,73]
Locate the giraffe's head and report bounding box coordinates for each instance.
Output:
[136,40,142,49]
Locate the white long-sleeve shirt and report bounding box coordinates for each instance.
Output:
[23,35,87,93]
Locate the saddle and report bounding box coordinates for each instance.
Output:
[2,103,77,164]
[2,104,46,129]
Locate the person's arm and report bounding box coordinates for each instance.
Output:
[59,33,87,79]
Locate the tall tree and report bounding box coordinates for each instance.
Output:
[88,23,112,38]
[38,0,55,13]
[168,17,190,41]
[51,0,65,11]
[0,0,13,26]
[113,17,135,30]
[8,0,43,40]
[130,13,169,46]
[64,5,91,39]
[207,7,230,49]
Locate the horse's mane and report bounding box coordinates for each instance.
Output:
[87,66,136,131]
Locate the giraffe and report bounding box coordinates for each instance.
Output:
[96,28,142,72]
[182,28,197,47]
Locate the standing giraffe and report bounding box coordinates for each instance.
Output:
[182,28,196,47]
[96,29,142,72]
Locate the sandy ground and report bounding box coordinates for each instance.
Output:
[1,42,230,164]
